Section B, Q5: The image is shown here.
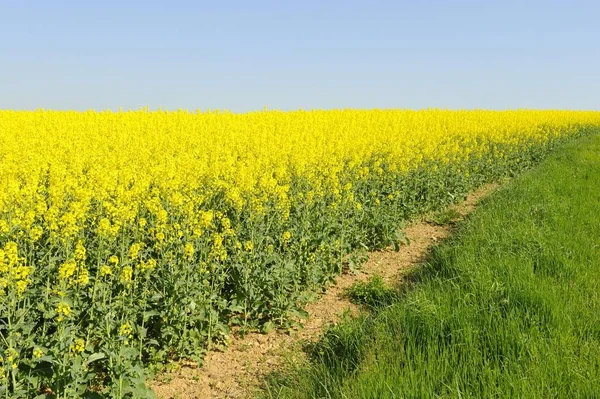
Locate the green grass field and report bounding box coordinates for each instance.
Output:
[263,134,600,398]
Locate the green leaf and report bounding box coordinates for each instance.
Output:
[228,304,245,313]
[289,308,309,320]
[86,352,106,364]
[262,321,275,333]
[143,310,160,320]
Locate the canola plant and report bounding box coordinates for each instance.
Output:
[1,109,599,397]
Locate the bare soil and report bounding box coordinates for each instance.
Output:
[151,183,499,399]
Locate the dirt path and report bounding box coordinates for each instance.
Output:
[151,183,499,399]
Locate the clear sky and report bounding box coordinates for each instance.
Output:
[1,0,598,111]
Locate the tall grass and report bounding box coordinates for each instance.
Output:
[264,133,600,398]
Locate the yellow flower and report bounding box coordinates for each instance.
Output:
[199,211,214,228]
[119,322,134,339]
[120,265,133,284]
[97,217,112,238]
[13,264,33,280]
[70,338,85,353]
[282,231,292,242]
[157,209,168,223]
[212,234,223,248]
[139,259,156,272]
[128,243,142,260]
[0,220,8,235]
[183,243,195,259]
[16,280,29,296]
[74,240,86,261]
[4,242,18,265]
[56,302,72,321]
[0,277,8,295]
[0,250,6,273]
[5,348,18,363]
[33,348,44,358]
[58,259,77,281]
[29,225,44,242]
[109,255,119,266]
[77,267,89,286]
[99,265,112,277]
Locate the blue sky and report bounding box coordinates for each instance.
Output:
[1,0,598,111]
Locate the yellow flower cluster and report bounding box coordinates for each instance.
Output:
[70,338,85,353]
[56,301,72,322]
[119,322,134,345]
[0,241,33,296]
[1,109,597,257]
[0,109,599,397]
[1,110,597,285]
